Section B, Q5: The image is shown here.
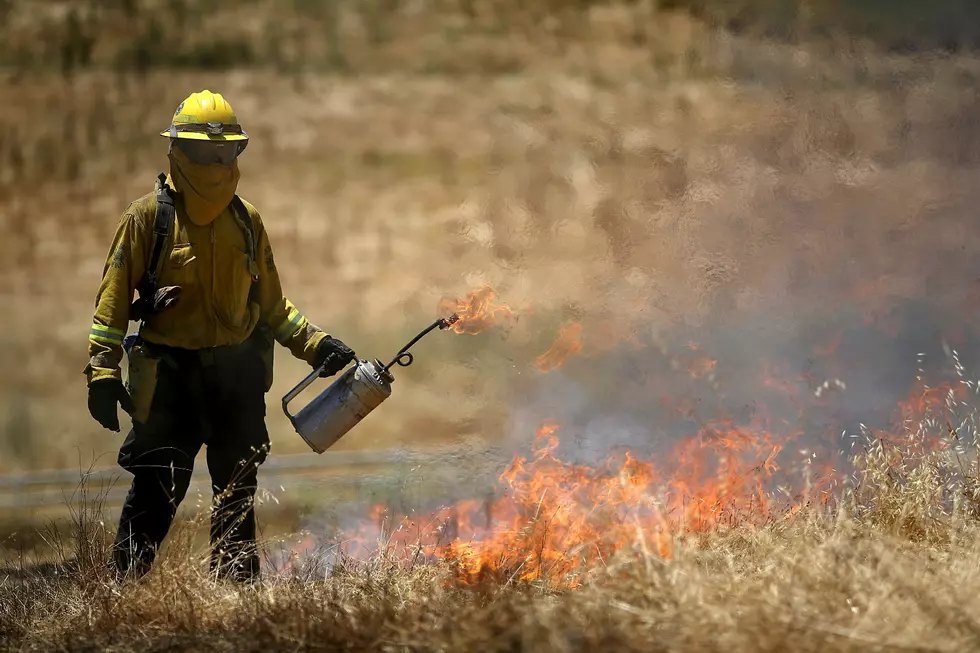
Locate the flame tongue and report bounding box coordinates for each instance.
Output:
[445,419,798,586]
[438,284,515,335]
[535,322,583,373]
[339,417,811,589]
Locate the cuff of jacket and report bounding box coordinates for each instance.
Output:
[298,330,328,366]
[85,364,122,384]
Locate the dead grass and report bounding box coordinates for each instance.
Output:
[4,389,980,651]
[1,9,980,649]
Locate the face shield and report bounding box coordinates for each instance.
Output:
[172,138,246,166]
[166,121,249,166]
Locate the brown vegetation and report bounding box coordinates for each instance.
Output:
[4,400,980,651]
[3,1,980,647]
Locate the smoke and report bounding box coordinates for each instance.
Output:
[484,75,980,479]
[297,55,980,552]
[253,46,980,573]
[510,297,979,461]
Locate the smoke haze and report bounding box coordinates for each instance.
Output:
[1,7,979,526]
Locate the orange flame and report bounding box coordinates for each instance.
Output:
[341,414,823,589]
[869,380,967,451]
[438,284,516,335]
[330,368,966,589]
[326,307,970,590]
[534,322,583,373]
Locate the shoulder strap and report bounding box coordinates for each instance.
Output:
[130,173,175,322]
[230,194,261,304]
[146,173,175,290]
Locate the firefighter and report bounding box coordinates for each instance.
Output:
[84,90,356,583]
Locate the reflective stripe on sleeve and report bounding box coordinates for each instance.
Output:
[89,324,126,346]
[274,306,307,342]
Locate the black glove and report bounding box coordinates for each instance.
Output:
[88,379,135,432]
[313,336,356,377]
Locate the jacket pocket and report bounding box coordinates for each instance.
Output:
[125,344,160,425]
[163,243,197,286]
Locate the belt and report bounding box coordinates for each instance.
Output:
[137,335,256,368]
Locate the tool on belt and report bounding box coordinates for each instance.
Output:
[281,313,461,454]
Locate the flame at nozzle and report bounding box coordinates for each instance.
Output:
[439,313,461,329]
[438,284,515,335]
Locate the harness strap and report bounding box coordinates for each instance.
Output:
[146,173,175,291]
[130,173,175,322]
[230,194,261,305]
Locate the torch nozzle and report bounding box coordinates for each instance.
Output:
[383,314,460,373]
[439,313,461,329]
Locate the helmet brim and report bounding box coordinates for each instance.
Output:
[160,130,248,142]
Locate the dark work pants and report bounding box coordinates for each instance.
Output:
[111,337,270,582]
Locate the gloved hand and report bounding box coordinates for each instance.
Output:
[313,336,356,377]
[87,379,135,432]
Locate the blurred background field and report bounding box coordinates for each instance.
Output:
[2,0,980,552]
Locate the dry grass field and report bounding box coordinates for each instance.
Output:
[3,401,980,651]
[2,0,980,649]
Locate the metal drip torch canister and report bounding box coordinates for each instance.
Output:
[281,313,461,454]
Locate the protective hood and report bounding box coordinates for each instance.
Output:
[168,147,241,226]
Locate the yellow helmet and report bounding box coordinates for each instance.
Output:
[160,90,249,143]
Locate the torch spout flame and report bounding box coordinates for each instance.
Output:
[439,313,461,329]
[438,285,515,334]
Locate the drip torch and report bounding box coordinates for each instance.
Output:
[282,313,461,453]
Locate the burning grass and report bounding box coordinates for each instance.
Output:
[4,368,980,651]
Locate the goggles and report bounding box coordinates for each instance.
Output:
[173,138,246,166]
[168,121,247,137]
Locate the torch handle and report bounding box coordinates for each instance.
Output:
[281,361,329,423]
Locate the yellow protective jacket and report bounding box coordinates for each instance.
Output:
[85,178,327,384]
